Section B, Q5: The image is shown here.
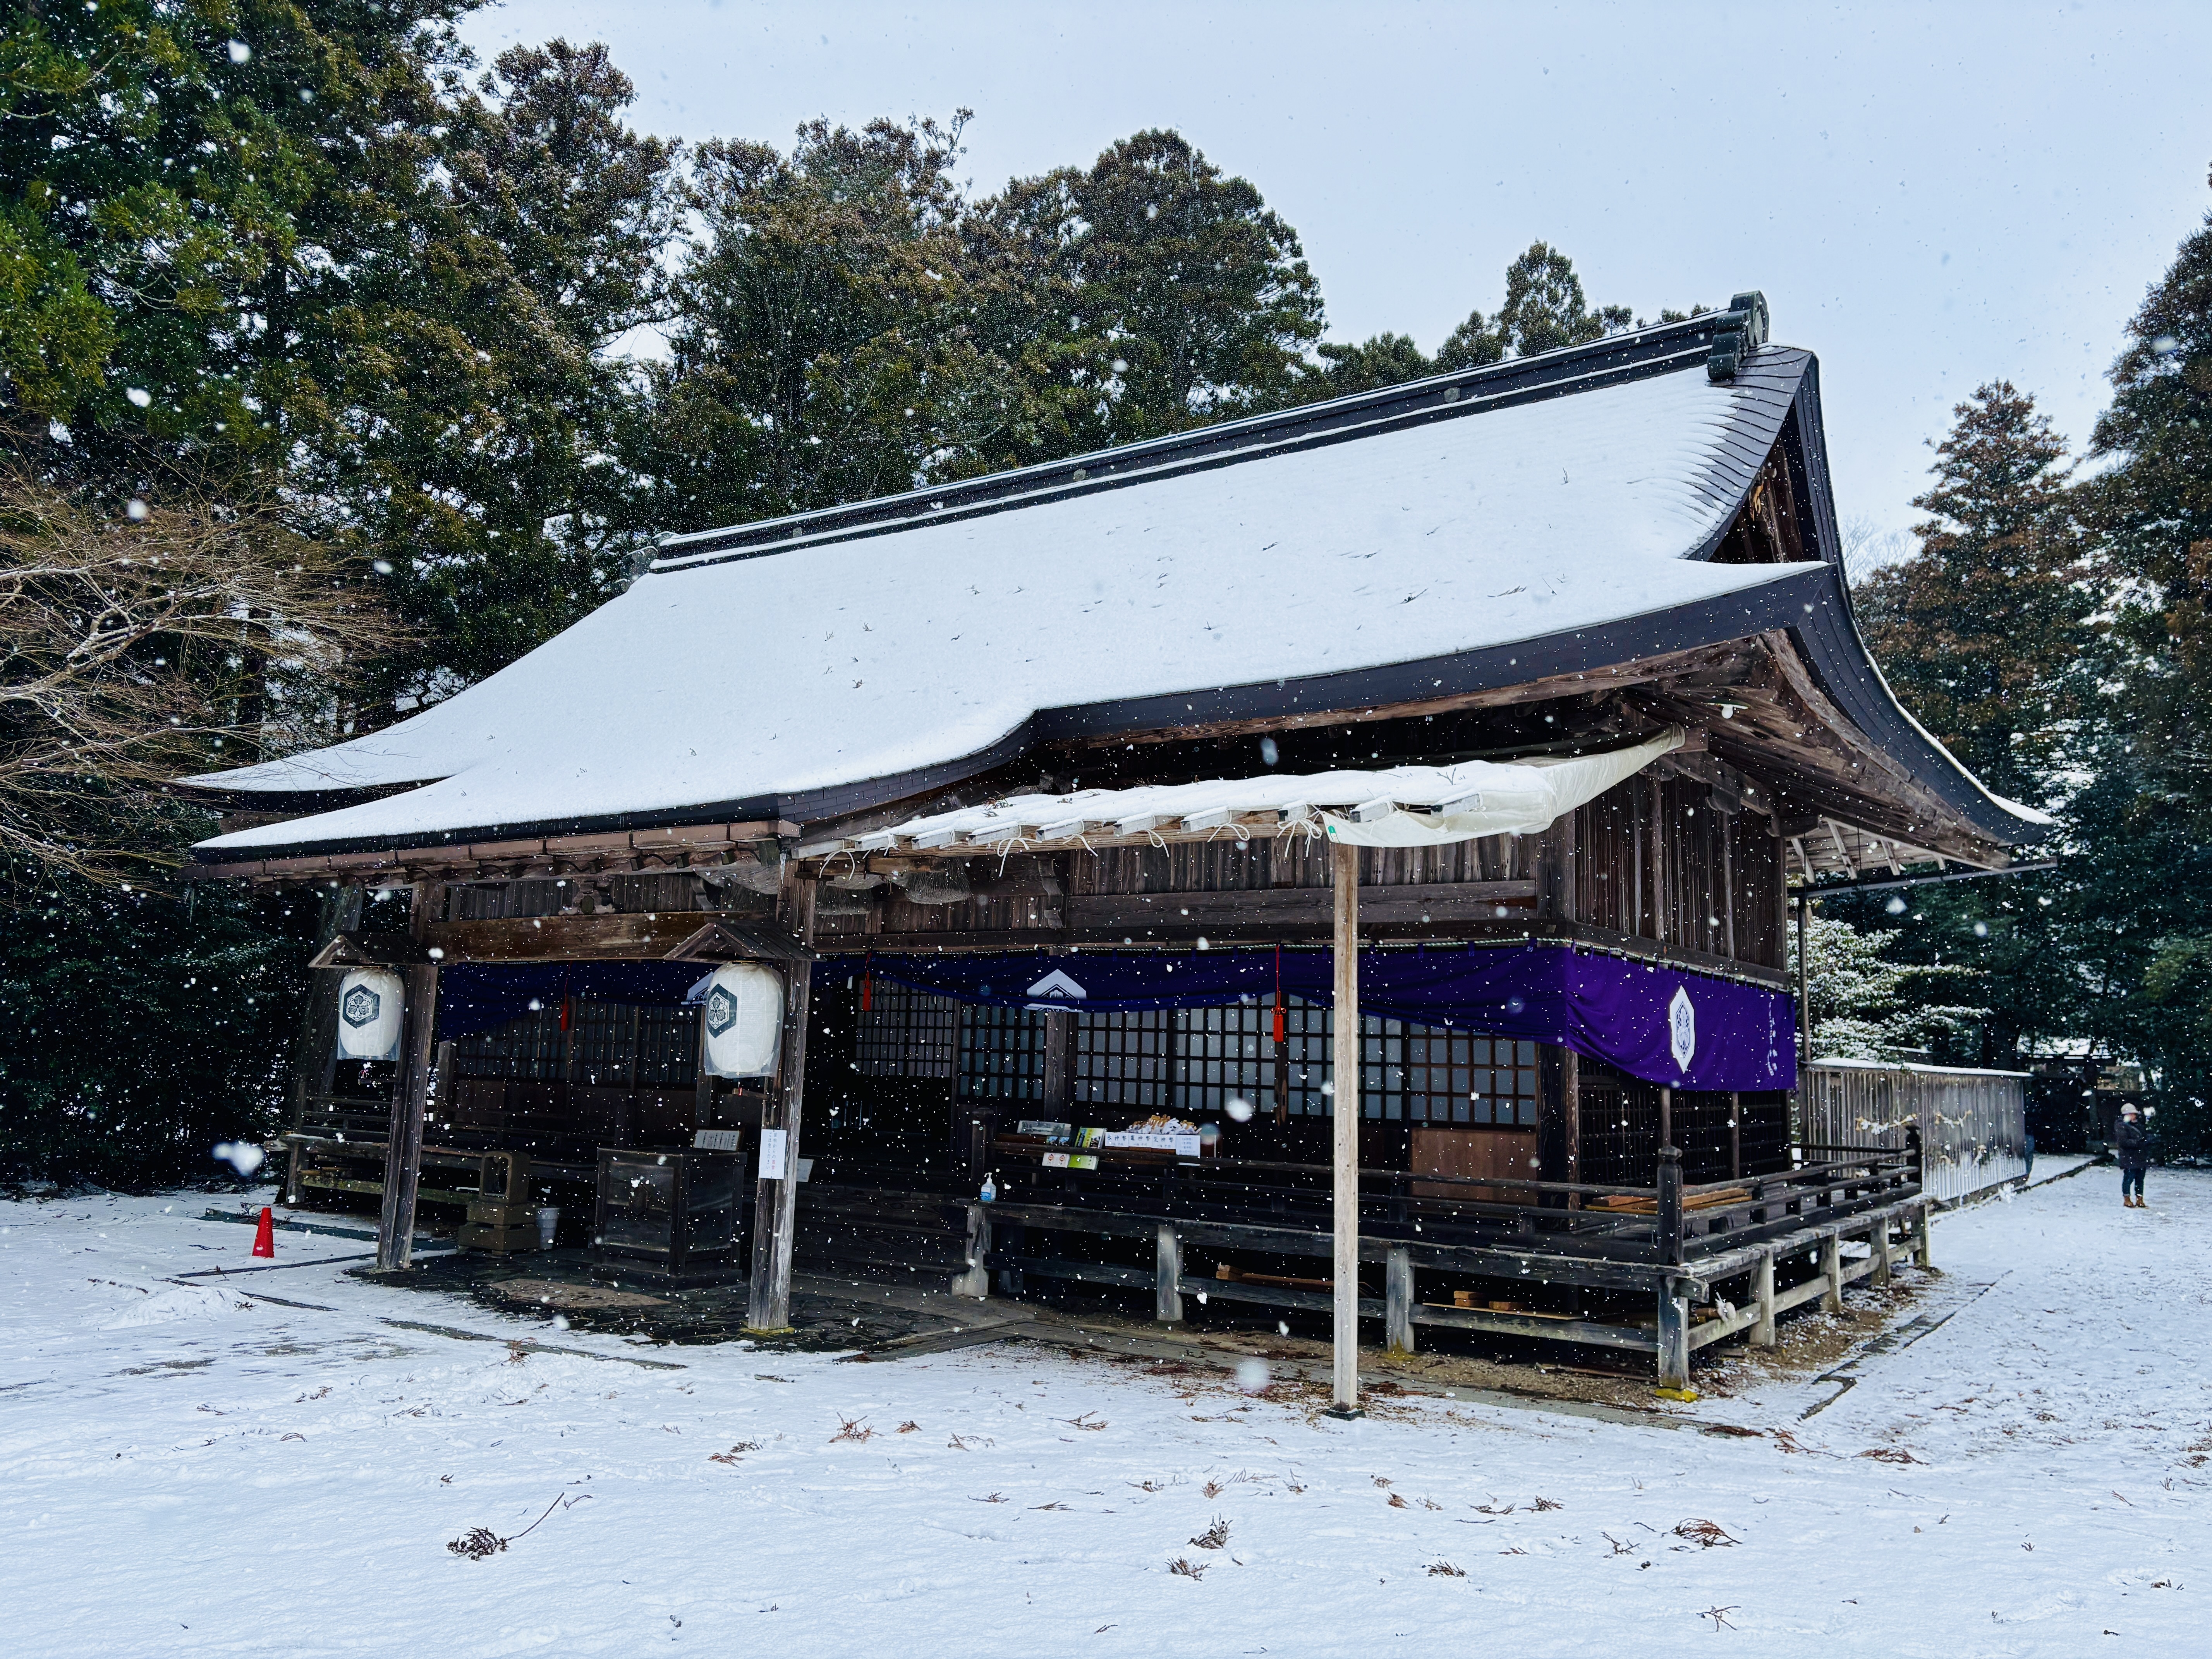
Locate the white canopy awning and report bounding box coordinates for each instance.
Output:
[827,730,1683,857]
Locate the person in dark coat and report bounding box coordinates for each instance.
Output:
[2114,1104,2150,1208]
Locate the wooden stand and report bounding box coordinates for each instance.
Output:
[594,1144,748,1284]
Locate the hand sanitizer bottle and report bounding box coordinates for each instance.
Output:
[980,1171,998,1204]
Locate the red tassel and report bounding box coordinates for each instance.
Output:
[1272,945,1286,1045]
[862,972,874,1012]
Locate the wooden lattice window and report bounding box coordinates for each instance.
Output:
[853,982,958,1079]
[1073,1009,1171,1109]
[1398,1030,1538,1127]
[957,1005,1047,1101]
[1171,1004,1272,1115]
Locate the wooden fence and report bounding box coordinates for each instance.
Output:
[1799,1060,2027,1205]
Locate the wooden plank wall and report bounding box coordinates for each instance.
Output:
[1570,777,1783,969]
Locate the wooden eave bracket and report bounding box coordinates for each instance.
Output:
[308,931,434,970]
[663,918,814,965]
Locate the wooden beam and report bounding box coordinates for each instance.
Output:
[1329,838,1362,1417]
[419,912,724,962]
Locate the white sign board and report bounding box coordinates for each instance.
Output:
[692,1128,741,1152]
[1101,1131,1204,1158]
[757,1127,790,1180]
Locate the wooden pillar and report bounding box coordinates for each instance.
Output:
[1154,1223,1184,1324]
[1751,1250,1777,1347]
[375,910,441,1274]
[1819,1231,1843,1313]
[1042,1009,1073,1110]
[1870,1218,1894,1287]
[1729,1091,1741,1181]
[746,877,817,1334]
[692,996,716,1134]
[1658,1084,1673,1155]
[1543,810,1583,1211]
[1562,1049,1582,1209]
[1329,838,1362,1416]
[1720,807,1739,961]
[1385,1245,1415,1355]
[1911,1201,1934,1269]
[374,883,440,1271]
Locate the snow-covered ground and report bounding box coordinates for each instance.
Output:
[5,1165,2203,1656]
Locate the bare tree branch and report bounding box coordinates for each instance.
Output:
[0,468,403,894]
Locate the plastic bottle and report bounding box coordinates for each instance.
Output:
[980,1170,998,1203]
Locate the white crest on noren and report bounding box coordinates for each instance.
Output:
[1668,984,1697,1072]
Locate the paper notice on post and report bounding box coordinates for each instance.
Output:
[757,1127,790,1180]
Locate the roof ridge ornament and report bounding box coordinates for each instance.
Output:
[1706,291,1771,381]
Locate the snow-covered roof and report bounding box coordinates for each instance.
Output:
[825,731,1683,857]
[184,308,2041,862]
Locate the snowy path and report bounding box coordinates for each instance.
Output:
[4,1169,2204,1656]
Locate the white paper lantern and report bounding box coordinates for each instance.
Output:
[336,967,404,1060]
[700,962,784,1078]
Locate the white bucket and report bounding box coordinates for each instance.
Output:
[536,1206,560,1249]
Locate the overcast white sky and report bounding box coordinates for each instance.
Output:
[460,0,2212,544]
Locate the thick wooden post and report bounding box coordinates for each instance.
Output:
[1819,1231,1844,1313]
[1329,839,1362,1416]
[692,996,715,1136]
[1870,1218,1894,1287]
[1561,1049,1582,1209]
[375,960,440,1271]
[746,877,817,1334]
[1911,1201,1934,1270]
[1385,1244,1415,1355]
[1728,1092,1741,1181]
[1043,1010,1073,1109]
[1752,1250,1777,1347]
[1657,1144,1684,1263]
[1154,1224,1184,1324]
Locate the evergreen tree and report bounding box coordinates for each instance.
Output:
[634,113,1017,531]
[1786,910,1984,1060]
[1314,332,1432,397]
[0,876,317,1187]
[376,38,678,690]
[1828,386,2096,1072]
[1436,241,1635,368]
[2075,176,2212,1144]
[1855,383,2092,808]
[977,130,1326,453]
[2090,190,2212,820]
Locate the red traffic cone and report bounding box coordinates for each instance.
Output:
[251,1206,276,1259]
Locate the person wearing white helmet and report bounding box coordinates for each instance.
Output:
[2114,1103,2154,1209]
